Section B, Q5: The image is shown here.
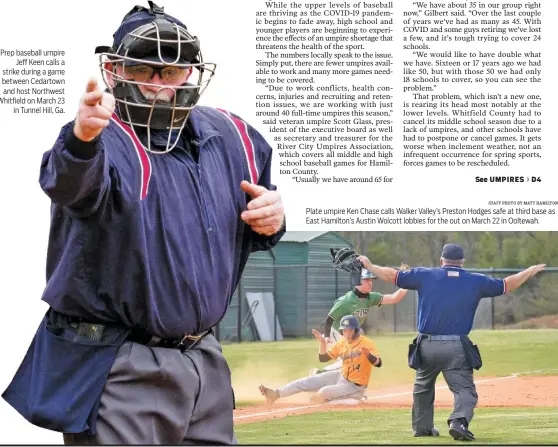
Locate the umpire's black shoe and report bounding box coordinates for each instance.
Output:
[414,427,440,437]
[449,420,475,441]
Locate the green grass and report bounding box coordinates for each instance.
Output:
[225,329,558,443]
[224,329,558,406]
[235,408,558,444]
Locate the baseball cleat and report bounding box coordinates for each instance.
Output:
[308,368,319,376]
[259,385,279,404]
[449,420,475,441]
[414,427,440,437]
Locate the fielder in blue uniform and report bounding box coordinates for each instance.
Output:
[2,2,285,445]
[359,244,545,441]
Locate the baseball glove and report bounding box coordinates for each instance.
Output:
[330,247,363,273]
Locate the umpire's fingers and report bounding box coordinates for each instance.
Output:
[246,190,280,212]
[82,78,103,106]
[85,78,98,93]
[99,91,116,114]
[242,197,282,222]
[78,116,111,132]
[86,103,113,120]
[75,78,112,142]
[530,264,546,275]
[249,225,279,236]
[240,180,268,199]
[242,208,283,230]
[77,103,112,130]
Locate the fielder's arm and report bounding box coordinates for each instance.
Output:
[380,288,408,305]
[503,264,546,292]
[358,256,398,284]
[322,315,335,338]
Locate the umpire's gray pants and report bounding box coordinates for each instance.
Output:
[412,338,478,433]
[63,333,236,445]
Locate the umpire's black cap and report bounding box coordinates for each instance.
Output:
[441,243,464,261]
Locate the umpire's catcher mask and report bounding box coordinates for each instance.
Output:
[330,247,363,274]
[96,1,216,154]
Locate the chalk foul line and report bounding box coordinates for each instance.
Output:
[234,404,322,420]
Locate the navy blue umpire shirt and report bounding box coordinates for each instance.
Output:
[39,106,285,338]
[3,106,287,436]
[395,266,507,335]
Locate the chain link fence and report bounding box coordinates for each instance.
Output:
[216,266,558,342]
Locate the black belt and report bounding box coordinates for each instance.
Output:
[346,378,366,388]
[420,334,462,341]
[127,327,213,352]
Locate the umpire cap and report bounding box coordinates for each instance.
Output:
[109,2,197,65]
[441,243,464,261]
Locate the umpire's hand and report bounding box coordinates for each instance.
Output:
[240,181,285,236]
[528,264,546,277]
[74,78,115,142]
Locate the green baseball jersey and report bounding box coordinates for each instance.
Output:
[329,290,383,330]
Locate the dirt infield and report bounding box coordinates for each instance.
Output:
[233,375,558,425]
[502,314,558,330]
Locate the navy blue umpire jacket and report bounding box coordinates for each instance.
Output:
[3,106,285,435]
[395,266,506,335]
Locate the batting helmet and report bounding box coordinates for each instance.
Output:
[361,269,376,280]
[339,315,360,339]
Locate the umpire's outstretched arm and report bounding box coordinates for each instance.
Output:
[358,255,546,291]
[503,264,546,292]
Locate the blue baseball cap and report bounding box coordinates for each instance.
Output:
[339,315,360,332]
[113,5,187,50]
[122,50,189,66]
[441,243,464,261]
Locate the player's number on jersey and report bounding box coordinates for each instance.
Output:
[351,363,361,373]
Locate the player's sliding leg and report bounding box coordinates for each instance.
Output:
[312,377,366,403]
[260,371,340,403]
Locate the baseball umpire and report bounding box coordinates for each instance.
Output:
[309,268,407,375]
[358,244,545,441]
[2,2,285,445]
[259,315,382,404]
